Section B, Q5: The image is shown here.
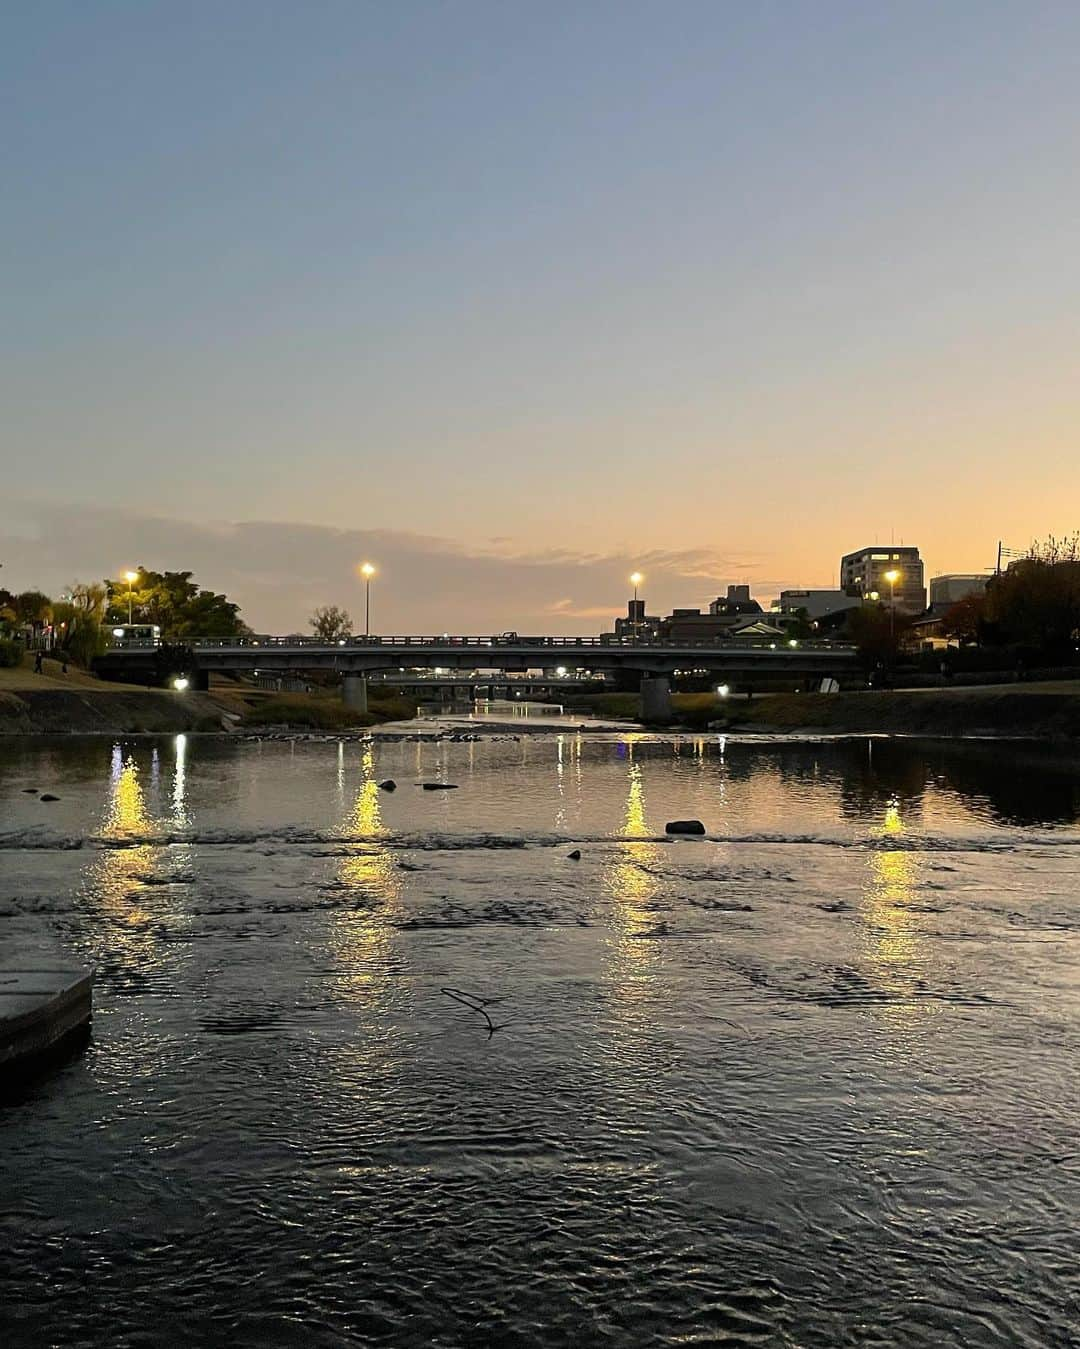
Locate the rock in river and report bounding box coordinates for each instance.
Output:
[665,819,706,835]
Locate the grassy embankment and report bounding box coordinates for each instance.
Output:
[0,651,417,733]
[239,690,419,730]
[568,684,1080,737]
[0,654,226,733]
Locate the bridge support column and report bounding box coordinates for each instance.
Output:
[191,668,210,692]
[342,675,368,714]
[640,675,672,724]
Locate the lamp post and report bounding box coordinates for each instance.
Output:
[124,570,139,625]
[360,562,376,637]
[629,571,643,641]
[884,568,900,641]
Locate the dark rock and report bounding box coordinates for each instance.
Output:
[378,780,397,792]
[665,819,706,835]
[420,783,459,791]
[39,794,60,802]
[567,849,582,860]
[22,788,39,794]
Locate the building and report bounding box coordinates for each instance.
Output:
[929,574,987,607]
[657,588,764,641]
[840,546,926,614]
[772,588,861,621]
[613,599,662,639]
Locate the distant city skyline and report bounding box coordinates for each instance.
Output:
[4,3,1079,630]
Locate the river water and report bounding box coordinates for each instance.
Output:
[2,730,1079,1347]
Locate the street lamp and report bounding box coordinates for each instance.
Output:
[629,571,643,641]
[883,568,901,641]
[359,562,376,637]
[124,570,139,624]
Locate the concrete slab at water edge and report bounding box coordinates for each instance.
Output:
[0,968,93,1071]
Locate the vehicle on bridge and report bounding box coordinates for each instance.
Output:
[108,623,161,647]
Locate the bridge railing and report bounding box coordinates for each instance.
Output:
[105,633,857,653]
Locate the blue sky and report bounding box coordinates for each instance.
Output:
[4,2,1080,631]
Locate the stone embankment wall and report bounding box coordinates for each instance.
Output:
[0,689,225,734]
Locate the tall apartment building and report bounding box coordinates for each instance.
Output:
[840,546,926,614]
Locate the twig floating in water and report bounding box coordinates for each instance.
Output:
[441,986,503,1038]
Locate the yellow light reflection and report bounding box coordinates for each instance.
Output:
[333,746,402,995]
[81,747,172,965]
[860,796,932,1031]
[601,760,666,985]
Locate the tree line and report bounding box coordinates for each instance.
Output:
[0,568,248,668]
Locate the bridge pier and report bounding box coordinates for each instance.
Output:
[640,675,672,724]
[191,668,210,692]
[342,675,368,714]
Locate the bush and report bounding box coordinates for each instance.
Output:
[243,695,372,730]
[367,692,419,721]
[671,693,727,728]
[0,639,23,668]
[564,692,642,720]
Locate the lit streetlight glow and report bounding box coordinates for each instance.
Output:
[123,570,139,623]
[358,562,376,636]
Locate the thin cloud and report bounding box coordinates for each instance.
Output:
[1,498,775,634]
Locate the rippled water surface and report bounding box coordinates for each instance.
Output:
[2,731,1080,1347]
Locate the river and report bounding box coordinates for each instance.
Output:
[2,730,1079,1347]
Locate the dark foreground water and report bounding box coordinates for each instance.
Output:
[2,731,1079,1348]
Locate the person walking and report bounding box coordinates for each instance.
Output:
[33,649,44,674]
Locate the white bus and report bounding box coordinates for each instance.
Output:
[109,624,162,647]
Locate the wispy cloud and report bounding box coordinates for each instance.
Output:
[1,498,768,634]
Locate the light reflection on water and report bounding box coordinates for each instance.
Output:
[1,733,1079,1348]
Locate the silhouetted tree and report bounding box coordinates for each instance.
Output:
[942,593,986,645]
[310,605,352,641]
[847,602,913,670]
[983,535,1080,658]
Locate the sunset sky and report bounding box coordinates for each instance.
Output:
[4,2,1080,633]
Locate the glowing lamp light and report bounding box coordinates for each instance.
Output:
[124,570,139,584]
[359,562,376,580]
[112,627,125,638]
[555,666,567,677]
[788,638,798,647]
[172,677,190,692]
[884,569,901,585]
[716,683,730,699]
[629,571,643,588]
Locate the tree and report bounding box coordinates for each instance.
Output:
[983,535,1080,658]
[13,590,52,626]
[106,568,248,640]
[310,605,352,641]
[846,601,913,670]
[942,593,985,645]
[70,582,107,621]
[51,581,109,668]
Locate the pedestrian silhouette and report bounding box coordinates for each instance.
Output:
[34,650,43,674]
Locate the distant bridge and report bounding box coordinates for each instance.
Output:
[97,634,860,718]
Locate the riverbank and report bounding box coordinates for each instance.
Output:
[566,682,1080,739]
[0,660,417,734]
[0,686,228,733]
[730,683,1080,738]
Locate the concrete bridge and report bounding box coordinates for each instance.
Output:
[97,633,860,720]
